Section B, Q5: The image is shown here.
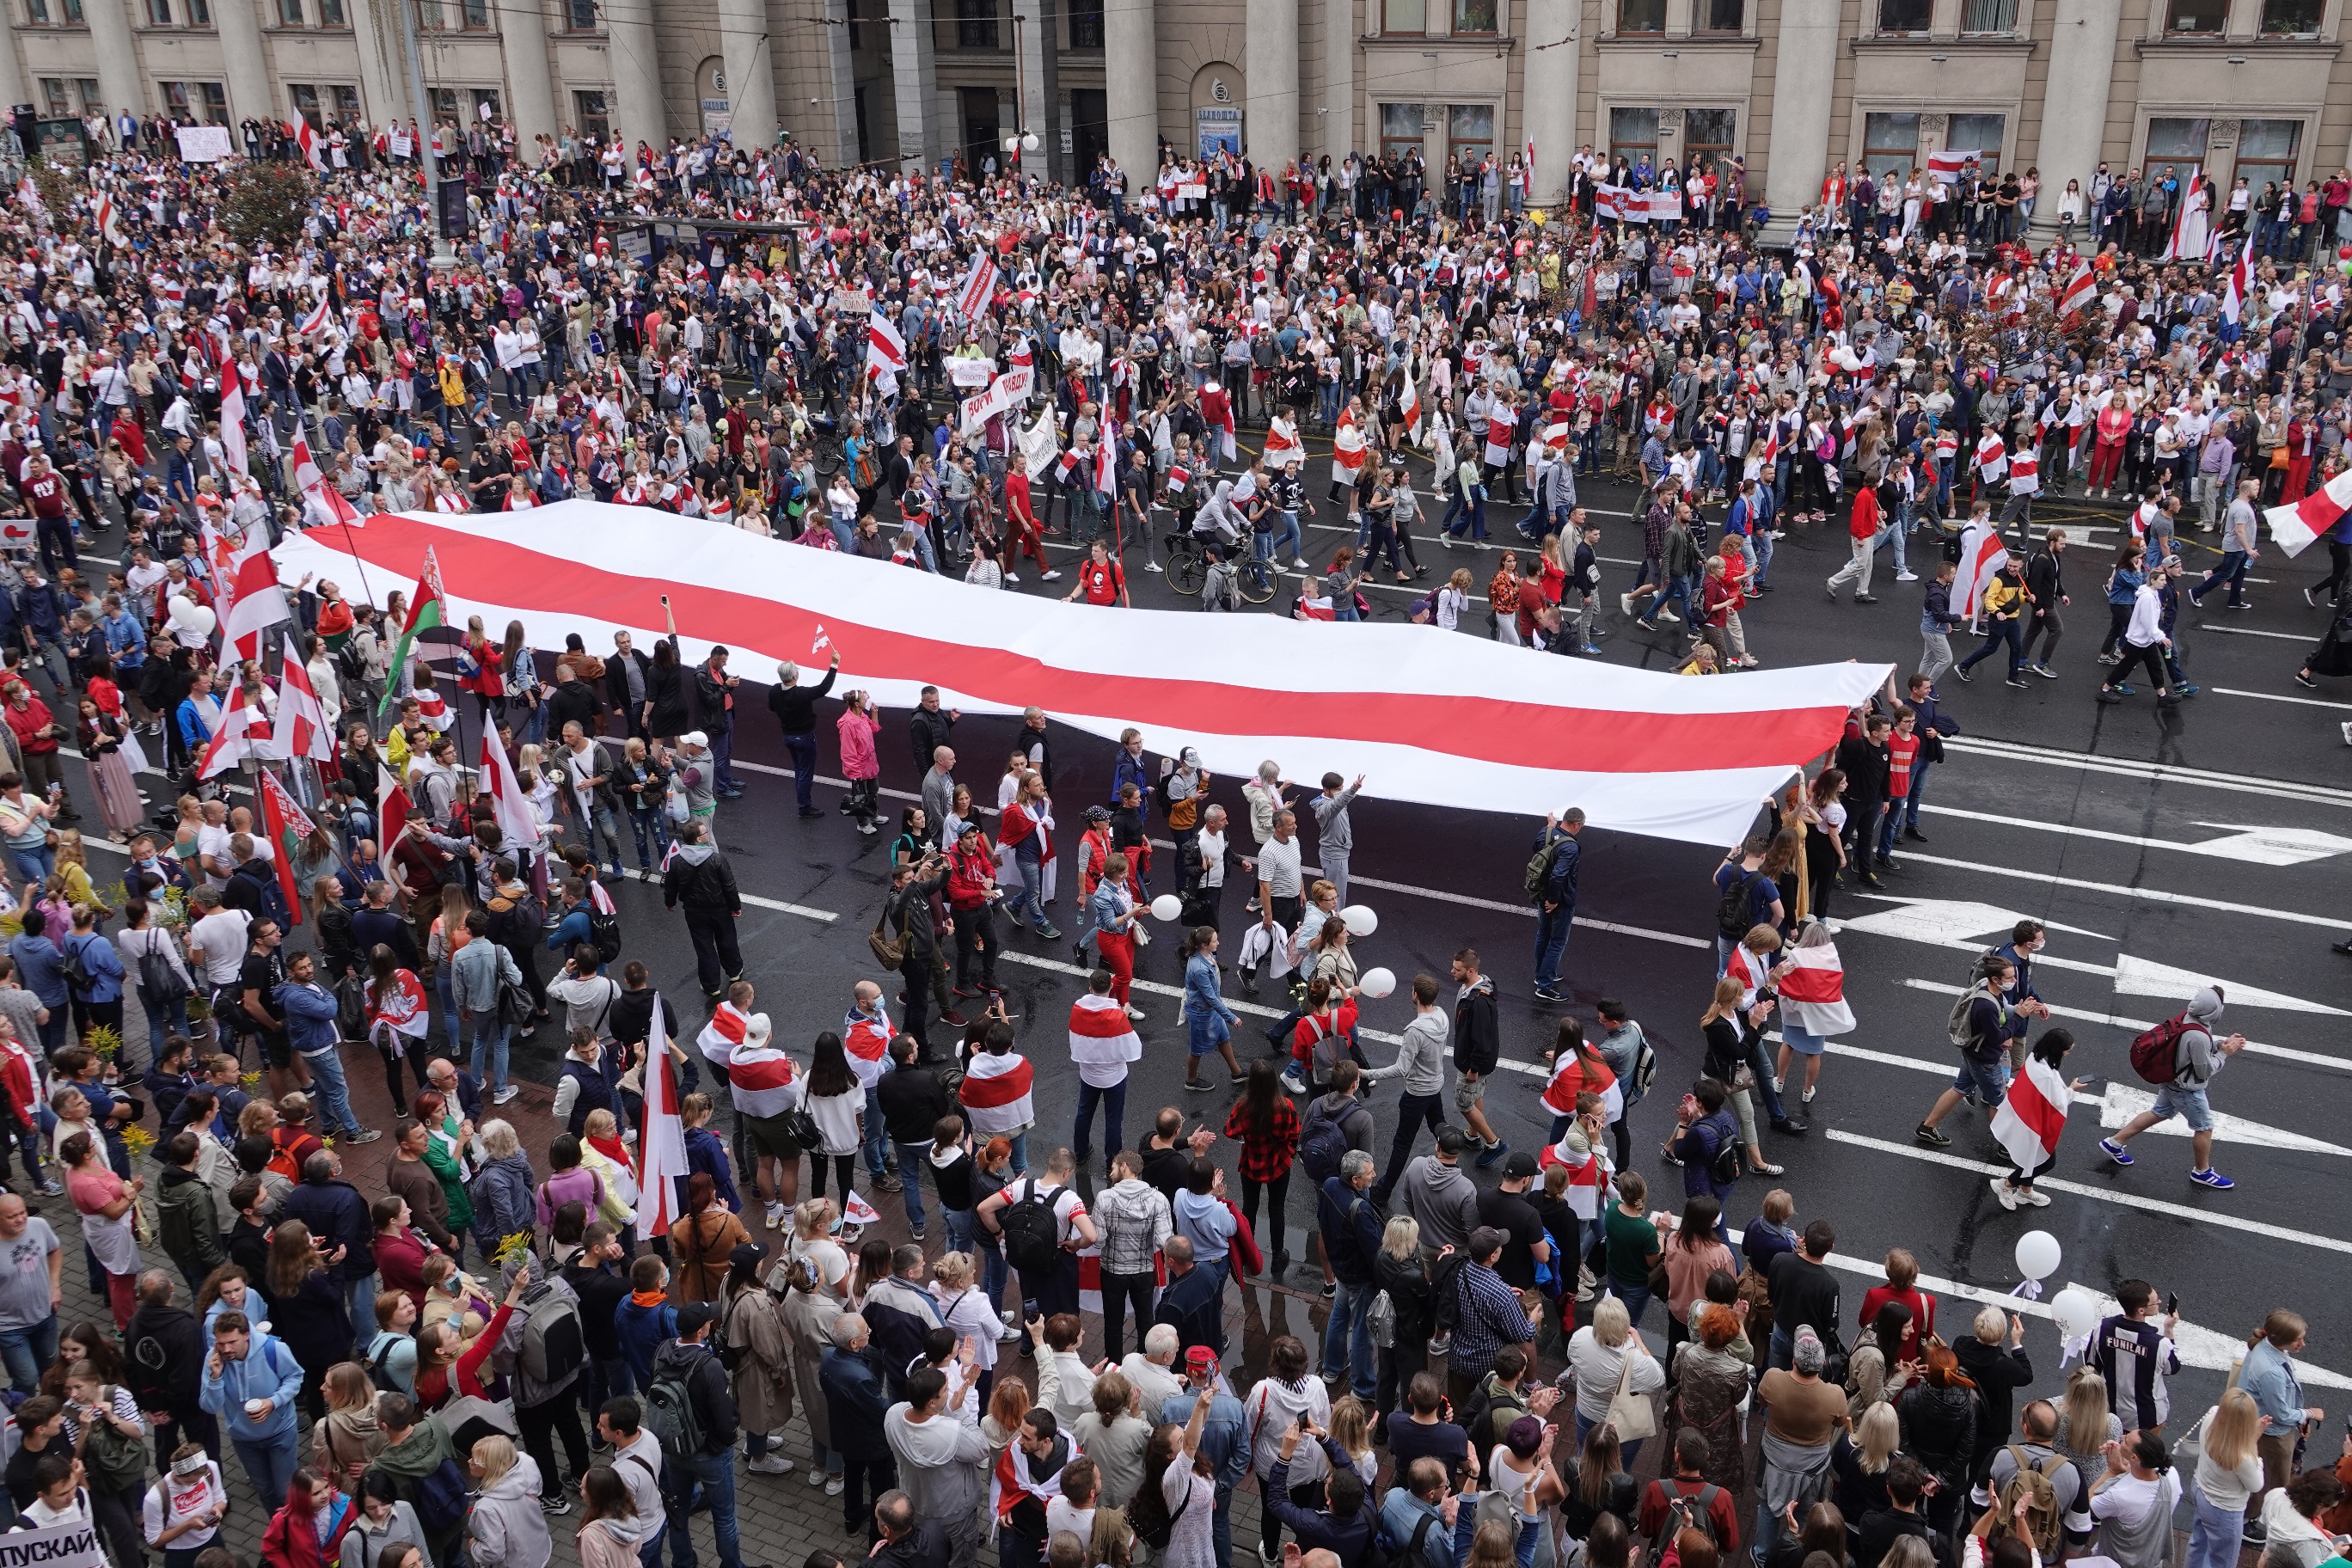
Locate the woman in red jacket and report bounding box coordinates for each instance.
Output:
[411,1264,527,1411]
[260,1468,356,1568]
[456,614,506,730]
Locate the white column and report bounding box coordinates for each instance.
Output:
[350,0,403,127]
[1323,0,1353,161]
[821,0,859,164]
[1520,0,1577,205]
[885,0,939,172]
[496,0,559,149]
[214,0,274,129]
[83,0,144,125]
[0,5,28,118]
[1104,0,1157,181]
[2031,0,2122,234]
[719,0,777,150]
[1246,0,1297,167]
[607,0,666,152]
[1758,0,1838,241]
[1014,6,1060,181]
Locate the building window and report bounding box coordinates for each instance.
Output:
[1449,103,1495,165]
[187,0,205,21]
[1381,101,1429,159]
[460,0,486,25]
[331,84,359,118]
[2163,0,2224,31]
[1958,0,2016,30]
[1700,0,1743,29]
[290,83,322,127]
[2145,115,2208,182]
[159,79,189,112]
[416,0,442,28]
[199,82,227,121]
[430,87,457,119]
[573,89,608,138]
[1383,0,1424,30]
[1685,107,1736,179]
[955,0,997,47]
[145,0,170,23]
[319,0,341,22]
[1453,0,1496,34]
[2237,118,2302,189]
[277,0,300,21]
[1619,0,1664,33]
[1608,107,1658,174]
[25,0,47,21]
[470,88,502,121]
[1877,0,1929,32]
[1946,112,2005,173]
[2260,0,2321,32]
[1862,110,1919,178]
[39,78,68,114]
[1068,0,1100,46]
[564,0,594,25]
[76,78,101,112]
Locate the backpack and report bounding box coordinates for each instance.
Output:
[81,1392,150,1491]
[1367,1288,1396,1351]
[1365,1512,1440,1568]
[134,940,191,1006]
[1650,1482,1725,1558]
[1430,1250,1469,1336]
[518,1288,586,1387]
[334,637,370,685]
[59,937,94,993]
[405,1456,473,1534]
[587,907,623,965]
[1524,837,1564,902]
[361,1330,406,1393]
[643,1367,707,1462]
[1945,982,2000,1054]
[1704,1116,1741,1190]
[1713,870,1760,939]
[712,1291,749,1374]
[999,1179,1065,1279]
[1626,1033,1659,1104]
[2128,1013,2193,1086]
[1990,1446,2068,1561]
[265,1128,308,1182]
[1297,1099,1350,1185]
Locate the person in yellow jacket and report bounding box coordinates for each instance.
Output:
[1953,552,2034,687]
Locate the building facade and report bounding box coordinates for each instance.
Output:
[3,0,2345,230]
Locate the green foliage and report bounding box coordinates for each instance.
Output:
[223,161,316,248]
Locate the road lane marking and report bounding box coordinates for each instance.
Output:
[1892,852,2348,928]
[1939,738,2352,807]
[1914,806,2352,867]
[1899,979,2350,1074]
[2211,687,2352,710]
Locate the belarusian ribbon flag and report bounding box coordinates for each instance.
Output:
[199,682,271,779]
[255,769,314,926]
[954,250,997,323]
[377,547,446,714]
[696,1001,751,1068]
[637,994,690,1235]
[273,628,334,761]
[1989,1054,2072,1175]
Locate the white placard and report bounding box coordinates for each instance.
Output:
[0,1519,108,1568]
[175,125,236,162]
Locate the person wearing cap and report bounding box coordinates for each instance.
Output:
[1399,1126,1480,1275]
[943,820,1003,1001]
[652,1301,757,1568]
[1755,1323,1847,1565]
[671,732,720,823]
[1442,1227,1538,1408]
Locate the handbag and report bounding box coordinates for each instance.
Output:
[867,905,906,968]
[1603,1347,1659,1442]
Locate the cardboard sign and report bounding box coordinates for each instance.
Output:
[0,1519,108,1568]
[175,125,235,162]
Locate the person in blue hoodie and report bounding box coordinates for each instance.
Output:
[198,1308,305,1509]
[276,951,372,1145]
[614,1253,677,1393]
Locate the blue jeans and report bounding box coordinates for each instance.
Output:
[0,1313,58,1393]
[628,809,669,871]
[1573,1408,1646,1473]
[1951,1055,2010,1109]
[1533,903,1572,989]
[1320,1277,1378,1398]
[709,728,739,794]
[1271,511,1302,561]
[232,1430,299,1516]
[7,843,53,885]
[2194,551,2250,606]
[942,1206,975,1260]
[139,994,193,1054]
[1902,761,1932,830]
[891,1141,929,1232]
[781,732,818,812]
[1072,1077,1127,1168]
[666,1449,744,1568]
[2186,1487,2245,1568]
[1004,842,1050,931]
[300,1046,364,1136]
[465,1009,511,1097]
[861,1083,894,1179]
[1611,1281,1652,1330]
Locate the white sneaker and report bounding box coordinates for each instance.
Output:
[824,1475,845,1497]
[745,1453,793,1475]
[1000,1308,1020,1327]
[764,1202,785,1230]
[1989,1177,2019,1211]
[1145,561,1164,573]
[1896,572,1920,582]
[1619,592,1635,616]
[1124,1005,1146,1021]
[2019,1186,2053,1207]
[1003,572,1020,584]
[998,1321,1024,1343]
[805,1466,828,1487]
[1657,609,1681,624]
[492,1085,521,1105]
[1293,557,1311,568]
[1040,569,1062,580]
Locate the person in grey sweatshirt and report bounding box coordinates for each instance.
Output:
[1369,974,1449,1208]
[2098,984,2245,1189]
[2188,477,2261,610]
[1308,772,1365,906]
[882,1357,989,1568]
[1400,1127,1481,1270]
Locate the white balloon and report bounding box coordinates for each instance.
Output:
[1148,894,1184,922]
[2013,1229,2061,1283]
[1357,967,1396,1000]
[2049,1286,2101,1341]
[166,595,200,629]
[181,603,217,638]
[1340,903,1379,938]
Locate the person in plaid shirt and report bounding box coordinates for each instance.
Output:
[1445,1225,1539,1405]
[1093,1149,1173,1363]
[1223,1062,1302,1271]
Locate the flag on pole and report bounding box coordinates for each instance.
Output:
[287,119,327,173]
[1989,1054,2073,1177]
[1400,370,1423,446]
[2057,262,2097,322]
[298,297,332,337]
[377,548,446,714]
[478,731,541,856]
[811,625,833,654]
[15,176,40,217]
[199,683,271,778]
[1094,431,1118,501]
[255,769,315,926]
[220,529,291,662]
[217,378,249,479]
[376,773,415,890]
[94,194,124,246]
[2220,243,2253,329]
[867,314,909,377]
[953,251,997,323]
[636,994,690,1235]
[2265,466,2352,558]
[273,630,334,761]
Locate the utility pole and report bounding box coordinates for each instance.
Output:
[395,0,456,266]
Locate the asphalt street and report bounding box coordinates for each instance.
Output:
[78,437,2352,1435]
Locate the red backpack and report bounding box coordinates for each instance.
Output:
[2127,1014,2192,1086]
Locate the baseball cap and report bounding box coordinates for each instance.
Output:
[1501,1151,1538,1179]
[1185,1344,1220,1374]
[681,730,708,748]
[728,1241,768,1271]
[677,1302,720,1335]
[1435,1127,1470,1157]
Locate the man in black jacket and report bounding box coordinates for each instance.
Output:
[874,1036,952,1233]
[1150,1235,1225,1360]
[603,631,652,740]
[690,646,744,801]
[126,1270,212,1462]
[1835,714,1893,889]
[652,1306,754,1568]
[883,854,955,1050]
[869,1492,950,1568]
[1450,949,1508,1167]
[561,1223,633,1425]
[907,686,957,775]
[765,653,840,818]
[661,821,743,999]
[279,1149,378,1337]
[818,1313,897,1543]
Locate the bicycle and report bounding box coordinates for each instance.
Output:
[1166,530,1277,604]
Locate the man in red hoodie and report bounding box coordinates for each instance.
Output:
[945,822,1001,1000]
[1,681,75,824]
[1824,476,1885,604]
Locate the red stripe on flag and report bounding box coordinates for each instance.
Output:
[960,1062,1035,1107]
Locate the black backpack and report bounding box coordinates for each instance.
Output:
[1650,1482,1725,1558]
[1430,1250,1469,1335]
[998,1178,1064,1279]
[643,1367,707,1462]
[1298,1099,1349,1185]
[587,907,623,965]
[1714,869,1761,940]
[1705,1116,1742,1189]
[361,1331,406,1393]
[1366,1512,1440,1568]
[59,936,94,993]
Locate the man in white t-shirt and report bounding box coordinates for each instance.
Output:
[185,889,254,995]
[976,1146,1097,1322]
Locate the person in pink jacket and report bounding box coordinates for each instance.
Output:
[838,689,884,835]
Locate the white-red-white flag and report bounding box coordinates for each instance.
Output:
[287,119,327,173]
[478,730,542,854]
[272,629,334,760]
[217,378,248,479]
[867,314,908,376]
[2057,263,2097,322]
[637,994,690,1234]
[953,251,997,323]
[199,682,271,778]
[1989,1055,2072,1175]
[220,528,291,661]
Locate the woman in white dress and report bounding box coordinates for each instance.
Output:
[2176,176,2214,260]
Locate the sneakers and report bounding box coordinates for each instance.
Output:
[1914,1123,1952,1148]
[2190,1167,2236,1190]
[1532,984,1560,1001]
[2032,662,2058,678]
[1427,1332,1453,1358]
[541,1495,575,1516]
[1473,1139,1510,1170]
[1040,569,1062,581]
[2018,1185,2052,1207]
[806,1466,830,1487]
[491,1086,521,1105]
[1955,665,1975,683]
[2098,1136,2135,1167]
[2006,676,2030,688]
[1124,1005,1146,1021]
[910,1226,926,1241]
[874,1172,905,1193]
[1990,1177,2019,1211]
[1854,594,1878,604]
[32,1179,61,1197]
[824,1475,846,1497]
[1895,572,1920,582]
[764,1202,786,1230]
[1620,592,1636,616]
[1279,1073,1309,1096]
[344,1128,384,1145]
[745,1453,793,1475]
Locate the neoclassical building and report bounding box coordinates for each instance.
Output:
[3,0,2344,225]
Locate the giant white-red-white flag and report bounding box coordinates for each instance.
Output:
[276,505,1897,845]
[272,629,334,761]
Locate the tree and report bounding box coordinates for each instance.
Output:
[224,161,315,248]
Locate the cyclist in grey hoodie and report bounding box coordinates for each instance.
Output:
[2098,984,2246,1190]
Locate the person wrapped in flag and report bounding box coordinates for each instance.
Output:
[1987,1027,2087,1210]
[1767,922,1856,1110]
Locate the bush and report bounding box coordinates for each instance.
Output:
[224,160,317,248]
